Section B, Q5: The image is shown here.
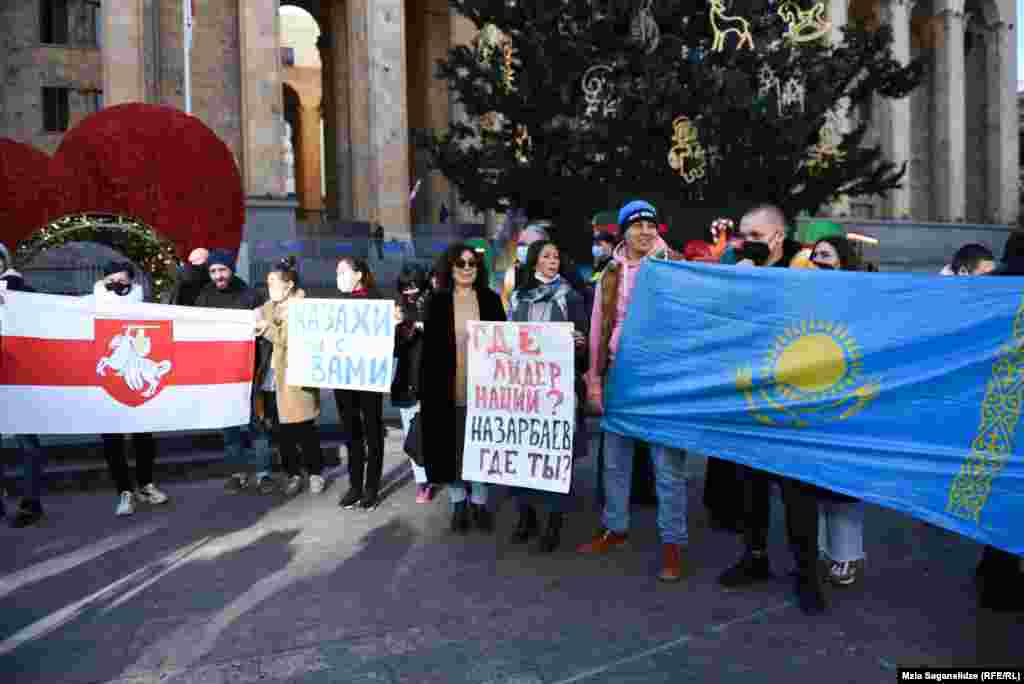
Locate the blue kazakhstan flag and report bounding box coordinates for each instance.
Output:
[603,261,1024,555]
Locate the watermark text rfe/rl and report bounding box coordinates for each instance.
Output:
[899,670,1023,682]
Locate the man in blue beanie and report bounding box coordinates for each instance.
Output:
[577,199,692,583]
[195,249,268,493]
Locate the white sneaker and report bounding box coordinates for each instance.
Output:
[136,483,168,505]
[116,491,135,516]
[309,475,325,494]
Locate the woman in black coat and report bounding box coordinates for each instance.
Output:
[419,242,506,533]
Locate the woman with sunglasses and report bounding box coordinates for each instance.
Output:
[419,242,506,533]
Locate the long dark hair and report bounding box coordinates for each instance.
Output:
[521,239,563,290]
[269,256,300,286]
[339,256,377,291]
[813,236,859,271]
[396,263,428,294]
[437,241,491,291]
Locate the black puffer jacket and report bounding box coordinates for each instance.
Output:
[194,275,264,310]
[162,264,211,306]
[390,291,428,407]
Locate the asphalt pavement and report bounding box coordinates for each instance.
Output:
[1,429,1019,684]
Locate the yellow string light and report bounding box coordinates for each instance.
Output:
[667,116,707,183]
[708,0,755,52]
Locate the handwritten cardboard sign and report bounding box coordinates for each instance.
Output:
[462,321,575,494]
[286,298,395,392]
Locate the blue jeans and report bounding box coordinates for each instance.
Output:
[447,482,488,510]
[818,499,865,562]
[223,425,272,477]
[4,435,46,500]
[602,430,689,545]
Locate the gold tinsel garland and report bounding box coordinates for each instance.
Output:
[15,214,179,299]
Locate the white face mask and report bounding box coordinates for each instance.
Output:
[535,272,558,284]
[337,269,361,293]
[268,282,292,302]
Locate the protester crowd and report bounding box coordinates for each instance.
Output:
[1,201,1022,617]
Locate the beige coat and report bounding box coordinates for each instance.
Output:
[259,290,320,424]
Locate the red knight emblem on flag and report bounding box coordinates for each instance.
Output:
[94,320,175,407]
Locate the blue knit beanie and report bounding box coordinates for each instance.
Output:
[618,200,658,233]
[207,249,236,272]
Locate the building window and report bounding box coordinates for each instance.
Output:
[41,0,70,45]
[43,87,70,132]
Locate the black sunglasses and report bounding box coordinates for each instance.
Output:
[454,258,478,269]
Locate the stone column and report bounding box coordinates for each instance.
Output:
[298,101,324,216]
[416,5,454,229]
[102,0,146,105]
[447,12,482,226]
[884,0,914,219]
[238,0,286,196]
[346,0,411,239]
[986,21,1018,225]
[932,7,966,222]
[322,4,355,222]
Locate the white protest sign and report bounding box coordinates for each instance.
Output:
[462,321,575,494]
[286,298,395,392]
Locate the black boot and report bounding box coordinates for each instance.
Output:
[11,498,44,528]
[339,488,363,509]
[536,512,563,553]
[509,505,538,544]
[472,504,494,533]
[450,501,470,534]
[795,573,827,615]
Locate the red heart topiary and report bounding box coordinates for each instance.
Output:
[1,103,244,257]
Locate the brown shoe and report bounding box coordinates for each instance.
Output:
[657,543,685,582]
[576,529,628,554]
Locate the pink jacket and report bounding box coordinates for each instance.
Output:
[587,237,670,384]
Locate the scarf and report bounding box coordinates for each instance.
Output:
[508,275,572,323]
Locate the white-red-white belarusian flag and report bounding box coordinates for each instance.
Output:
[0,291,255,434]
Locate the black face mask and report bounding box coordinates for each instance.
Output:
[105,281,132,296]
[736,241,771,266]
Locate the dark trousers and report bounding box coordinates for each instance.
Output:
[278,419,322,477]
[334,389,384,493]
[739,464,821,578]
[101,433,155,493]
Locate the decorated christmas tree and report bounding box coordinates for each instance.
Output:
[428,0,924,255]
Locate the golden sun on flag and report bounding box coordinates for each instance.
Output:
[766,320,863,402]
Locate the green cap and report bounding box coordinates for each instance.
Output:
[799,220,844,244]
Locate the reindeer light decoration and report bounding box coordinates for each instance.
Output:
[777,1,832,44]
[708,0,755,52]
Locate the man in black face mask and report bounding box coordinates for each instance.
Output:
[162,248,210,306]
[735,205,803,268]
[719,204,830,616]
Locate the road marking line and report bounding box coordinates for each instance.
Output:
[549,600,794,684]
[0,522,165,600]
[0,536,211,656]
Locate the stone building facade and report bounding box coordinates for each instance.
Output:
[0,0,1018,248]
